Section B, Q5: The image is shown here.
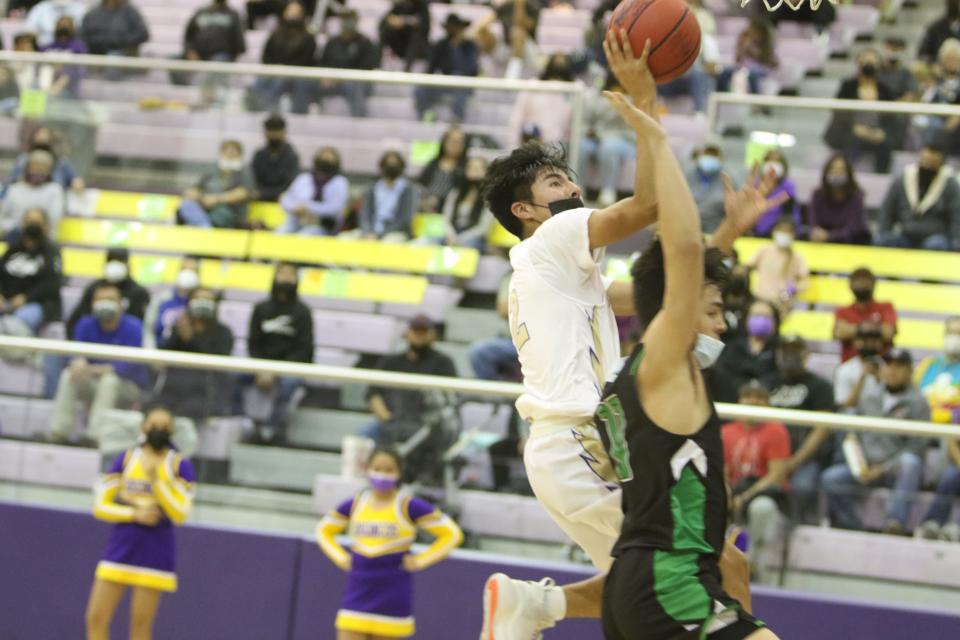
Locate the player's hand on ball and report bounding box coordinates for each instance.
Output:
[602,90,665,140]
[402,554,419,572]
[604,29,656,109]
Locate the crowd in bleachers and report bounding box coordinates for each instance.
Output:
[0,0,957,562]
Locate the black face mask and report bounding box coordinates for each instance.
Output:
[852,287,873,302]
[23,223,45,241]
[266,138,284,150]
[885,383,908,395]
[858,346,878,359]
[145,427,171,451]
[383,164,403,180]
[860,63,877,78]
[547,197,584,216]
[272,281,298,300]
[410,343,432,357]
[315,160,339,175]
[54,27,72,40]
[918,166,939,181]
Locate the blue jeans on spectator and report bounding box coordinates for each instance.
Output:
[414,86,470,121]
[318,81,371,117]
[277,215,338,236]
[44,353,69,398]
[236,373,303,433]
[469,337,518,380]
[580,135,636,195]
[179,200,213,227]
[877,231,951,251]
[922,464,960,525]
[658,65,715,113]
[790,460,823,521]
[12,303,43,334]
[822,451,923,530]
[253,77,314,114]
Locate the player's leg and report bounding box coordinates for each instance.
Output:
[129,585,163,640]
[85,578,126,640]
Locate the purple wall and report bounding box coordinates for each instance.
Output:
[1,500,959,640]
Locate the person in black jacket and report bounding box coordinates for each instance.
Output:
[240,262,314,443]
[250,2,317,114]
[823,48,901,174]
[414,14,479,122]
[184,0,246,106]
[158,287,234,422]
[251,114,301,202]
[0,208,61,336]
[66,247,150,339]
[379,0,430,71]
[317,10,380,117]
[919,0,960,63]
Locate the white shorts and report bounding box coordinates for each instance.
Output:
[523,422,623,571]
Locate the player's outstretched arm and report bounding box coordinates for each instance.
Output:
[710,166,789,254]
[586,31,658,251]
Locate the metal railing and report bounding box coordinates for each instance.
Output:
[1,335,957,440]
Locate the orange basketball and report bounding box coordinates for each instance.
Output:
[608,0,702,84]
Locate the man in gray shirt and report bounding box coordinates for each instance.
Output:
[0,150,64,240]
[822,348,930,533]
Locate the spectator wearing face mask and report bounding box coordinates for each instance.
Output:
[3,126,83,197]
[414,14,479,123]
[143,258,201,350]
[823,48,900,174]
[833,322,886,414]
[877,143,960,251]
[751,149,800,237]
[0,208,61,337]
[918,39,960,155]
[48,282,147,444]
[748,217,809,313]
[79,0,150,58]
[0,150,64,240]
[832,267,897,362]
[579,72,638,208]
[822,349,929,534]
[509,53,574,146]
[711,299,780,403]
[761,335,836,522]
[915,316,960,424]
[418,128,469,214]
[808,154,871,245]
[251,115,300,203]
[240,262,314,443]
[685,142,728,234]
[440,156,492,251]
[39,16,87,99]
[279,148,349,235]
[178,140,254,229]
[317,10,380,118]
[250,2,316,114]
[357,151,415,242]
[66,247,150,340]
[26,0,87,47]
[878,37,918,101]
[379,0,431,71]
[919,0,960,64]
[158,287,234,422]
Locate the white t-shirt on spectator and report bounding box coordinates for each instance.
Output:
[834,355,884,413]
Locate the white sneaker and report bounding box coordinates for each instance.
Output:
[480,573,559,640]
[915,520,941,540]
[940,523,960,542]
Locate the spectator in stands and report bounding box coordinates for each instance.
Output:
[159,287,234,422]
[473,0,540,79]
[245,0,290,30]
[822,349,929,534]
[748,217,809,313]
[278,147,348,235]
[250,2,316,115]
[918,40,960,154]
[241,262,314,443]
[66,247,150,339]
[26,0,86,48]
[0,64,19,116]
[762,335,836,522]
[877,143,960,250]
[712,299,780,404]
[721,267,752,341]
[880,37,919,101]
[0,149,64,240]
[144,258,200,349]
[357,151,415,241]
[722,380,791,583]
[808,154,871,245]
[580,71,637,208]
[752,148,800,237]
[414,14,479,123]
[833,322,886,414]
[915,316,960,424]
[365,314,457,445]
[823,48,899,174]
[918,0,960,64]
[685,141,728,234]
[379,0,430,71]
[469,275,517,381]
[317,10,379,118]
[916,438,960,541]
[251,114,300,203]
[441,156,493,250]
[184,0,245,64]
[178,140,254,229]
[509,53,574,146]
[718,18,777,96]
[0,208,61,337]
[418,128,469,213]
[3,126,83,196]
[49,282,147,443]
[656,0,718,115]
[833,267,897,362]
[40,16,88,99]
[79,0,149,58]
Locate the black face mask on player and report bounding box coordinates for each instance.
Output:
[528,197,585,217]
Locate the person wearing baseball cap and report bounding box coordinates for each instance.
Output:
[833,266,897,362]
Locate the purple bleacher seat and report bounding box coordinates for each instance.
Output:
[465,255,511,295]
[836,4,880,37]
[0,396,52,438]
[311,309,403,354]
[0,362,45,397]
[379,283,464,322]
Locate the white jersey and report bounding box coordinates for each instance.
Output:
[508,208,622,429]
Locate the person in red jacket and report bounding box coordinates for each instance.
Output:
[833,267,897,362]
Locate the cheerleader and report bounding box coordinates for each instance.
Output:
[85,405,195,640]
[317,447,463,639]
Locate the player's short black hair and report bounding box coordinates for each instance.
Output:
[482,142,572,240]
[631,238,730,329]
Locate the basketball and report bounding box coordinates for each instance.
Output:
[608,0,702,84]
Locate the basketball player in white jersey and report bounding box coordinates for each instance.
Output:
[478,31,785,640]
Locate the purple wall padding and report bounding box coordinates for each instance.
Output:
[2,500,960,640]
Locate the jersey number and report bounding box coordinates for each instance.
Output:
[597,394,632,482]
[508,290,530,350]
